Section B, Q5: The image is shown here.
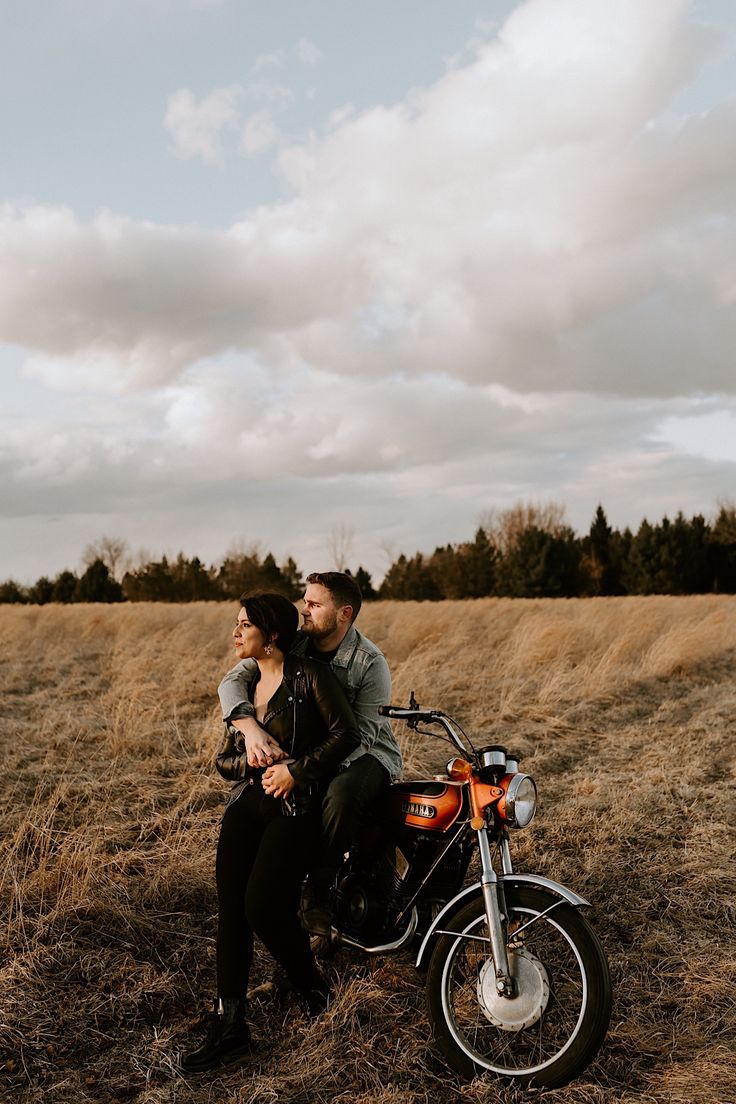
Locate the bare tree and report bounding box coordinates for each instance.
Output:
[222,538,263,563]
[82,536,131,581]
[129,547,154,571]
[480,501,568,555]
[327,524,355,572]
[379,538,397,567]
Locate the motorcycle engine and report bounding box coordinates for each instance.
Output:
[333,842,409,943]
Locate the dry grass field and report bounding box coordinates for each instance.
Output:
[0,596,734,1104]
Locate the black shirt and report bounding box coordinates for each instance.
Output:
[306,641,339,665]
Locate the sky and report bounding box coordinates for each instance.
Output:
[1,0,736,585]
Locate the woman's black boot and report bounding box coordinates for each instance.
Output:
[181,997,251,1074]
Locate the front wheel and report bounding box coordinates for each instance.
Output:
[426,887,611,1088]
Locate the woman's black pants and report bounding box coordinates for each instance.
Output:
[216,783,321,1000]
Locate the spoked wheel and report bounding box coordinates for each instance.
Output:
[426,887,611,1088]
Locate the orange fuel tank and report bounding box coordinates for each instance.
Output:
[389,780,465,833]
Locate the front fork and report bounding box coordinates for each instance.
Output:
[477,827,516,997]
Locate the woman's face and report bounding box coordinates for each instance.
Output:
[232,606,270,660]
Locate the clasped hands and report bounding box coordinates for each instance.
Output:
[231,718,295,797]
[261,761,295,798]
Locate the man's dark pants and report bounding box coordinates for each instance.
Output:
[316,753,391,884]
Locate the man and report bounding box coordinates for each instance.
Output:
[218,570,402,934]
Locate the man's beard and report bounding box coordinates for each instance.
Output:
[302,614,338,640]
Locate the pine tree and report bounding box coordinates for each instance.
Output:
[281,558,304,600]
[122,557,176,601]
[0,580,27,603]
[499,526,581,598]
[581,505,623,595]
[28,577,54,605]
[169,554,220,601]
[709,505,736,592]
[458,528,497,598]
[353,566,377,600]
[623,519,657,594]
[75,559,124,603]
[52,570,79,602]
[379,553,442,600]
[218,549,269,599]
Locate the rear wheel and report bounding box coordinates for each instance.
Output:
[426,887,611,1088]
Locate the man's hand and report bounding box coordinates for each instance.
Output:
[231,717,286,768]
[261,762,296,798]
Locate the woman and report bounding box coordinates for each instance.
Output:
[182,591,360,1075]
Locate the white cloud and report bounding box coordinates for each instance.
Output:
[30,0,723,399]
[164,85,241,166]
[240,109,281,155]
[326,103,355,129]
[296,38,322,66]
[0,204,268,387]
[2,361,734,583]
[2,0,736,581]
[246,80,294,106]
[655,408,736,463]
[253,49,287,73]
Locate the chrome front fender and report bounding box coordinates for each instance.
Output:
[414,874,591,969]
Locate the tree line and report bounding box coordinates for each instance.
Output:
[0,547,309,605]
[379,503,736,599]
[2,503,735,605]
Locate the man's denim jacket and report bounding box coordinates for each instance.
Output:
[218,625,403,783]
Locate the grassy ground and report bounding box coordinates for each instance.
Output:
[0,597,734,1104]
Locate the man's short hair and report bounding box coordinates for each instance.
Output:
[306,571,362,622]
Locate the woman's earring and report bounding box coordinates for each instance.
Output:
[264,642,273,656]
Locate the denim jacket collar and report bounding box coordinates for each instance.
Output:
[291,625,359,668]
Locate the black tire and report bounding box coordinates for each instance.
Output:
[426,887,611,1088]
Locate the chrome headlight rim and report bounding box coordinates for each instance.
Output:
[505,773,537,828]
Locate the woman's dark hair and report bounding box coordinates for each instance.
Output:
[238,591,299,655]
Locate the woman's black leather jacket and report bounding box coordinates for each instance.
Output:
[215,653,360,812]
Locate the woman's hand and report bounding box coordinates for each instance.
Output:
[262,762,296,798]
[231,718,286,768]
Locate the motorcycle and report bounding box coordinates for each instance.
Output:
[321,694,612,1089]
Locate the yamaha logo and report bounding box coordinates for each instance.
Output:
[402,800,436,819]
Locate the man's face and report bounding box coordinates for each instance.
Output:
[301,582,340,639]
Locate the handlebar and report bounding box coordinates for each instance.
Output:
[379,704,441,722]
[379,703,470,757]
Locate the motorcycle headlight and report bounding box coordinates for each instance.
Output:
[504,773,537,828]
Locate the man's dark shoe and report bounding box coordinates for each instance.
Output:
[300,903,334,936]
[181,998,251,1074]
[299,878,335,936]
[296,973,331,1018]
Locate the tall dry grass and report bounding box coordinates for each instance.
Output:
[0,597,734,1104]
